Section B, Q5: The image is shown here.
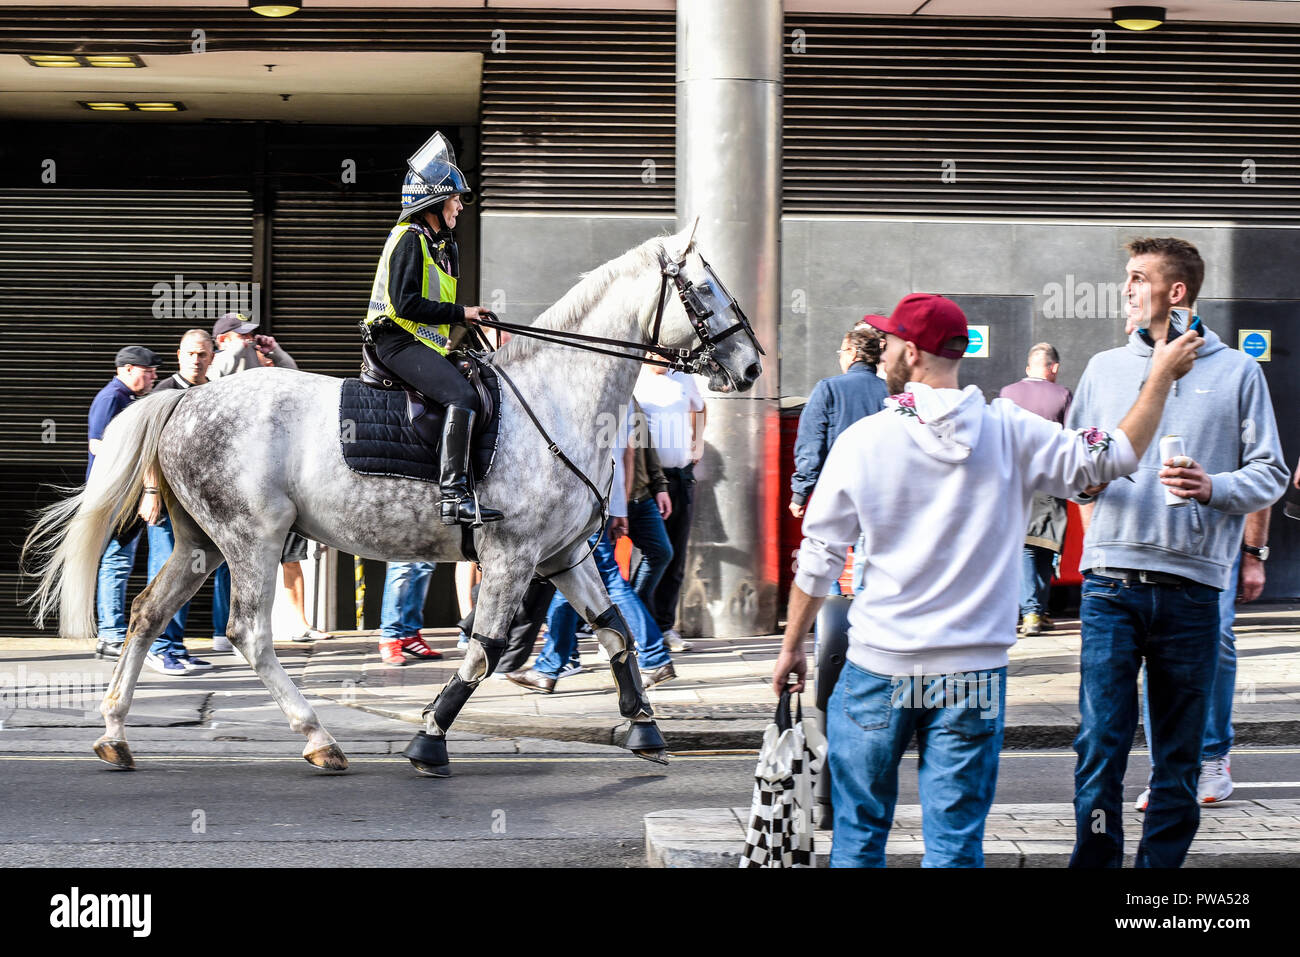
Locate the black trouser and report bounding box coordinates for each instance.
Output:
[372,324,477,410]
[650,464,695,632]
[457,578,557,675]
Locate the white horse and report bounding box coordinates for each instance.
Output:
[24,225,763,776]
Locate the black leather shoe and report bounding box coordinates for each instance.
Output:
[95,640,123,660]
[506,668,556,694]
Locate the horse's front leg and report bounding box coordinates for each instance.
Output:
[403,567,530,778]
[550,552,668,765]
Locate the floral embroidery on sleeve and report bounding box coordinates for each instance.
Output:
[1082,427,1113,455]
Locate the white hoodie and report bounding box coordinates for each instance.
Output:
[794,383,1138,676]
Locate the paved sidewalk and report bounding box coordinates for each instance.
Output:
[644,800,1300,867]
[299,605,1300,750]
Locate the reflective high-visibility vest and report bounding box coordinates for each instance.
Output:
[365,223,457,355]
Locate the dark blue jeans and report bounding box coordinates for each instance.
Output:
[536,534,670,676]
[1019,545,1055,617]
[627,497,673,610]
[1070,572,1219,868]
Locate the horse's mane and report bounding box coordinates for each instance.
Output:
[490,232,678,365]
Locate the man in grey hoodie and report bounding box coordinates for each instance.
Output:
[1066,237,1287,868]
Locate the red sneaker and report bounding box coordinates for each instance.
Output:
[378,639,406,667]
[399,634,442,660]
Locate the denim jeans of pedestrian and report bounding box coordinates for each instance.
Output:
[212,562,231,638]
[380,561,436,640]
[1019,545,1055,618]
[145,516,191,656]
[827,661,1006,868]
[650,466,695,632]
[535,535,670,677]
[1071,573,1219,868]
[627,497,674,611]
[1140,552,1240,763]
[96,523,142,645]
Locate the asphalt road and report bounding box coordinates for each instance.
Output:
[3,741,1299,867]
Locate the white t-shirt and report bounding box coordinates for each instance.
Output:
[633,369,704,469]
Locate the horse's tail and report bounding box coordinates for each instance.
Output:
[21,389,188,639]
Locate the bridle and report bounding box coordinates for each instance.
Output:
[469,246,765,379]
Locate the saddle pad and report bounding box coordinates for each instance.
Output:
[338,373,500,484]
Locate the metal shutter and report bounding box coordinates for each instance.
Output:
[479,14,676,212]
[0,188,253,636]
[269,192,395,379]
[782,18,1300,221]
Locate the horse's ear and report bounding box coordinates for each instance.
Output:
[682,216,700,255]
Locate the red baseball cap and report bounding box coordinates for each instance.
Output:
[876,294,969,359]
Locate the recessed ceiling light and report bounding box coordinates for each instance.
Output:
[249,1,302,16]
[25,54,145,68]
[1112,6,1166,31]
[78,101,185,112]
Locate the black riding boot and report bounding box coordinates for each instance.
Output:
[439,405,503,527]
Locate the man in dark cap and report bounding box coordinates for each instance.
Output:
[87,345,214,672]
[208,312,298,379]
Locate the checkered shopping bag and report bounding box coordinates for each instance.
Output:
[739,690,827,868]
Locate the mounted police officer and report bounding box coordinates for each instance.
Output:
[364,132,502,526]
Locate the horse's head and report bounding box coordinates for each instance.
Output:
[651,226,765,394]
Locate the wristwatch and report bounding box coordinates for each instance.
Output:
[1243,544,1269,561]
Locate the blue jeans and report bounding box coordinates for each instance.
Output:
[1019,545,1055,617]
[627,497,673,610]
[1140,552,1240,761]
[96,524,143,644]
[536,535,671,677]
[212,562,230,638]
[1071,573,1220,868]
[145,516,190,655]
[380,562,436,640]
[827,661,1006,867]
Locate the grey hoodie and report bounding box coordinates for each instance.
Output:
[1066,326,1287,590]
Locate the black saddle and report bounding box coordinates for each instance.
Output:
[339,345,502,484]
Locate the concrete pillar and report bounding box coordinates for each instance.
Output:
[675,0,782,639]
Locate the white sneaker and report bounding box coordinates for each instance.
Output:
[212,635,232,653]
[663,628,693,653]
[1135,788,1150,812]
[1198,755,1233,804]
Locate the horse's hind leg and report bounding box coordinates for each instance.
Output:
[94,542,217,770]
[225,543,348,771]
[549,553,667,764]
[404,568,532,777]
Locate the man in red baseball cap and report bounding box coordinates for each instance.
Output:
[773,291,1204,867]
[871,293,970,395]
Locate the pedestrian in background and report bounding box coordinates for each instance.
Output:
[1066,237,1287,868]
[998,343,1073,636]
[771,293,1198,867]
[634,362,706,652]
[87,346,175,664]
[626,397,675,615]
[207,312,324,646]
[790,318,890,596]
[377,562,443,666]
[141,329,218,673]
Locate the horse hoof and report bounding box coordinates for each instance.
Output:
[304,744,350,771]
[633,748,669,766]
[409,758,451,778]
[621,719,667,753]
[93,738,135,770]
